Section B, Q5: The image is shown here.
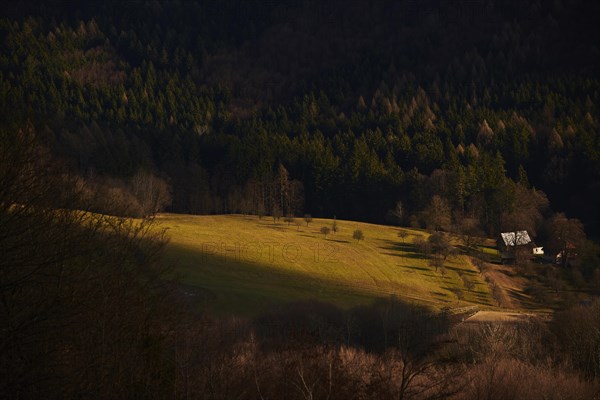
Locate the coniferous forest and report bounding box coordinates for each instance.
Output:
[2,1,600,398]
[1,0,599,234]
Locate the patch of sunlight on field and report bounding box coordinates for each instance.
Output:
[154,214,493,315]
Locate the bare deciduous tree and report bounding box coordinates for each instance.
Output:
[457,216,484,252]
[387,200,404,225]
[428,231,457,260]
[424,195,452,232]
[398,229,409,243]
[272,205,282,223]
[304,214,313,226]
[429,257,444,272]
[130,168,172,216]
[353,229,364,242]
[546,213,586,268]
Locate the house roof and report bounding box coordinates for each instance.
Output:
[500,231,532,246]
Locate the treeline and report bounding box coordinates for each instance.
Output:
[0,0,599,234]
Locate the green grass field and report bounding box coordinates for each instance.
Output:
[156,214,493,315]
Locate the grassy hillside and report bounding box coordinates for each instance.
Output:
[156,214,493,315]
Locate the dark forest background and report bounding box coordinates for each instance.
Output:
[1,0,599,236]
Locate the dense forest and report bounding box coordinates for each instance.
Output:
[3,1,600,398]
[1,0,599,237]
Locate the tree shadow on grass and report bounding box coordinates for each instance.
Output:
[445,265,478,276]
[381,242,420,252]
[441,286,467,299]
[400,265,430,272]
[474,294,493,305]
[379,239,431,260]
[327,239,350,244]
[382,252,431,260]
[261,225,287,231]
[234,215,260,222]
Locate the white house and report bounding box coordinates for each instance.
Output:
[497,230,535,263]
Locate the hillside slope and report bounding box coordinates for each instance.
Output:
[156,214,493,314]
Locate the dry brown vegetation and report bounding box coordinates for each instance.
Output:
[2,128,600,399]
[0,127,177,398]
[138,302,600,400]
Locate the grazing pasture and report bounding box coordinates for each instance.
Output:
[156,214,493,314]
